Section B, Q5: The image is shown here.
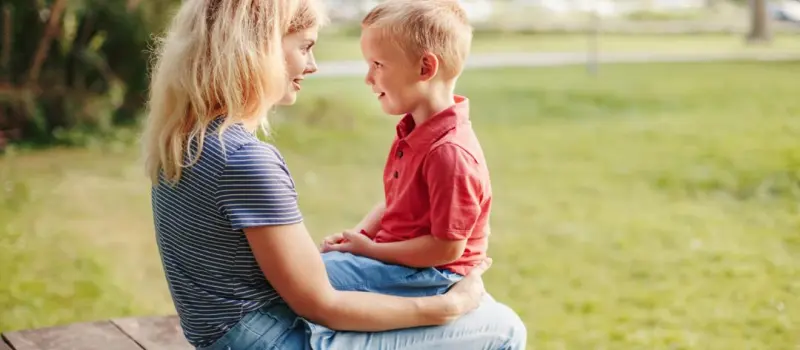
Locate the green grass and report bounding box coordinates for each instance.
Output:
[313,32,800,61]
[2,61,799,349]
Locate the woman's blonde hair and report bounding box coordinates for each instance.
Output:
[142,0,326,185]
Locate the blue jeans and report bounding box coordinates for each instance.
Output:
[197,298,526,350]
[321,251,463,297]
[197,251,527,349]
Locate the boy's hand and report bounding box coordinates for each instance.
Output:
[322,232,346,245]
[322,230,374,256]
[319,232,346,252]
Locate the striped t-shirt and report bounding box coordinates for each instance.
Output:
[150,117,303,348]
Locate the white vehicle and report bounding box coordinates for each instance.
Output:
[772,0,800,23]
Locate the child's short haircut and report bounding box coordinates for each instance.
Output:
[362,0,473,80]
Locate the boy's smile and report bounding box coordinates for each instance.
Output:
[360,27,423,117]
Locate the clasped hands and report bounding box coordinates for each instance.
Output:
[319,229,372,255]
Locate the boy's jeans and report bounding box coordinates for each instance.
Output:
[320,251,464,296]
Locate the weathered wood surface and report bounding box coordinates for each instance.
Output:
[112,316,192,350]
[2,321,141,350]
[1,316,192,350]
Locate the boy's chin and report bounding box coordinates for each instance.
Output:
[379,102,410,117]
[382,109,409,117]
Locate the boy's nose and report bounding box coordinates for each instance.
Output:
[364,72,374,85]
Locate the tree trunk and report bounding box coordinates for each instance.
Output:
[747,0,771,44]
[27,0,67,86]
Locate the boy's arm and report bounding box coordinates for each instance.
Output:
[359,235,467,268]
[353,201,385,238]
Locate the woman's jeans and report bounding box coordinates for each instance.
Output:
[198,252,527,349]
[197,297,526,350]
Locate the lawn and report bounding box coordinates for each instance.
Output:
[1,61,799,349]
[312,32,800,61]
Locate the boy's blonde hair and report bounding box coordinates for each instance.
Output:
[362,0,473,80]
[142,0,327,185]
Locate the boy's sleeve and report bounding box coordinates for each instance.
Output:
[215,142,303,230]
[422,143,484,241]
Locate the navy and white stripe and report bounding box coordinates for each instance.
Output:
[151,117,302,348]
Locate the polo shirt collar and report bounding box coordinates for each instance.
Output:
[396,95,470,150]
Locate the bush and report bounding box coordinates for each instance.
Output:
[0,0,175,151]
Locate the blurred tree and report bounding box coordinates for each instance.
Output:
[747,0,771,44]
[0,0,178,148]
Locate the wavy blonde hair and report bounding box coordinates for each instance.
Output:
[142,0,327,185]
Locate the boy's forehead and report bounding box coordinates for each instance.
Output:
[360,27,385,47]
[361,27,404,56]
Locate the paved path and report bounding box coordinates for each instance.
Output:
[313,51,800,78]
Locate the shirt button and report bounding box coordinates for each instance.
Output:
[396,150,403,158]
[393,171,399,178]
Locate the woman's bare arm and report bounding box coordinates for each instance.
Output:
[243,221,482,331]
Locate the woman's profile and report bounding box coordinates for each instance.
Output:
[140,0,527,349]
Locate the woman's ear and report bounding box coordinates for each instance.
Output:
[419,52,439,81]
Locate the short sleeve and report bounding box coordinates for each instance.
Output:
[216,142,303,230]
[423,143,484,240]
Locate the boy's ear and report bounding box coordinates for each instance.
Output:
[419,52,439,81]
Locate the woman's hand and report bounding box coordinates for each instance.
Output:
[441,258,493,319]
[246,221,494,332]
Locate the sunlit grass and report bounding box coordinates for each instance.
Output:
[1,61,798,349]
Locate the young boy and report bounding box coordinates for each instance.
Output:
[319,0,492,298]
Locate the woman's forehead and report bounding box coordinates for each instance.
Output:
[286,27,318,43]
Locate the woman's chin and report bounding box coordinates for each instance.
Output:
[277,91,298,106]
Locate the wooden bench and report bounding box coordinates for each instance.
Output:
[1,316,192,350]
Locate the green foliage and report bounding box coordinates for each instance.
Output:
[0,0,178,148]
[626,10,705,21]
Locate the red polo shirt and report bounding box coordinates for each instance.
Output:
[373,95,492,276]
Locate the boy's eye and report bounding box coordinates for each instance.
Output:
[373,62,382,68]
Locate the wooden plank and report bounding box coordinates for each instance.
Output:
[0,336,14,350]
[2,321,142,350]
[112,316,192,350]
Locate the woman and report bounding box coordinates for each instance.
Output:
[141,0,527,349]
